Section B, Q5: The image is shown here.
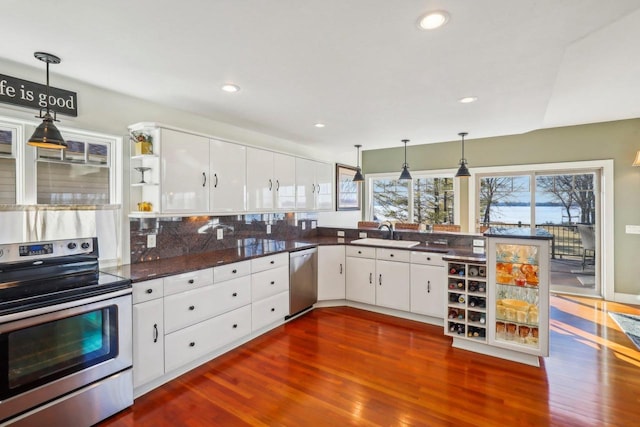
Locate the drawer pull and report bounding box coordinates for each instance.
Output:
[189,305,195,311]
[427,257,431,261]
[153,324,158,343]
[189,342,195,347]
[270,281,275,285]
[270,260,275,264]
[271,308,275,312]
[188,279,195,284]
[233,324,238,328]
[232,292,238,297]
[146,288,153,294]
[390,253,394,257]
[358,250,362,254]
[232,269,237,274]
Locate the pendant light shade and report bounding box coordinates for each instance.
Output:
[398,139,412,180]
[28,52,67,150]
[353,144,365,182]
[455,132,471,178]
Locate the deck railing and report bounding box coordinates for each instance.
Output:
[485,222,585,259]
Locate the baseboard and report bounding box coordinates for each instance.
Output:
[613,292,640,306]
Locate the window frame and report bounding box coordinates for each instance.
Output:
[365,168,460,225]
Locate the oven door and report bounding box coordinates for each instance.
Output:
[0,290,132,422]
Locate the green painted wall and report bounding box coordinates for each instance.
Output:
[363,118,640,297]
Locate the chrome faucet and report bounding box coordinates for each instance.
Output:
[379,222,394,240]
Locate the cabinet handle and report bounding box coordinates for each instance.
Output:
[188,279,195,284]
[276,179,280,191]
[214,173,218,188]
[339,263,343,274]
[189,305,195,311]
[189,342,195,347]
[369,273,372,284]
[270,260,275,264]
[153,323,158,343]
[271,307,275,312]
[233,324,238,329]
[270,281,275,285]
[232,292,238,297]
[146,288,153,294]
[358,250,362,254]
[202,172,206,187]
[427,280,431,293]
[311,184,316,193]
[390,253,394,257]
[379,274,382,286]
[232,269,237,274]
[268,179,273,191]
[427,257,431,261]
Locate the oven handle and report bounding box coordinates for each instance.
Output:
[0,288,132,324]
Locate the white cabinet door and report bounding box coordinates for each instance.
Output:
[376,259,410,311]
[346,256,376,304]
[133,299,164,388]
[295,158,315,210]
[318,246,345,300]
[210,138,246,212]
[246,147,274,211]
[410,264,445,318]
[160,128,209,213]
[314,161,333,210]
[274,152,296,210]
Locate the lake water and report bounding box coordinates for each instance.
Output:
[487,205,582,224]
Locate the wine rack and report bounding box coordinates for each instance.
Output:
[445,261,488,342]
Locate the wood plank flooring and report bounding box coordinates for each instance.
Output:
[100,295,640,427]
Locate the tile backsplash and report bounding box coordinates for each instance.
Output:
[130,212,318,263]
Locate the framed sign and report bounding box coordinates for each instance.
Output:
[336,164,361,211]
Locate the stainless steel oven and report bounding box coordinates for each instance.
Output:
[0,238,133,427]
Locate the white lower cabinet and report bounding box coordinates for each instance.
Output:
[410,252,446,318]
[346,255,376,304]
[165,305,252,372]
[318,245,346,300]
[376,258,410,311]
[132,279,165,389]
[252,291,290,332]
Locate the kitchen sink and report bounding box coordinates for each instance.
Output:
[350,238,421,249]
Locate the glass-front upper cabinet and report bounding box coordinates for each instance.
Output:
[0,122,19,204]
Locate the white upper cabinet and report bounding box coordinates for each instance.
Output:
[210,139,246,212]
[247,148,296,212]
[161,129,210,213]
[295,158,333,211]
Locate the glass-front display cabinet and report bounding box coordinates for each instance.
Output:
[487,231,551,360]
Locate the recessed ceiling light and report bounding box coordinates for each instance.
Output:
[417,10,450,30]
[221,83,240,93]
[314,123,326,128]
[459,96,478,104]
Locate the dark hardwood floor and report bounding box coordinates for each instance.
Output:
[101,295,640,426]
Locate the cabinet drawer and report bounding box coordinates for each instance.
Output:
[251,291,289,332]
[376,248,410,262]
[133,278,164,304]
[164,268,214,296]
[410,251,445,267]
[214,260,251,283]
[251,266,289,301]
[164,305,251,373]
[251,253,289,273]
[346,245,376,258]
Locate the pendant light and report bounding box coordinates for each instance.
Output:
[398,139,412,180]
[27,52,67,150]
[455,132,471,178]
[352,144,364,182]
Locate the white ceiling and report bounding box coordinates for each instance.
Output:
[3,0,640,151]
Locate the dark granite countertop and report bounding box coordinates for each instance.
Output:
[484,227,554,240]
[104,236,485,283]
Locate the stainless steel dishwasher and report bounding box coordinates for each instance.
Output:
[288,247,318,317]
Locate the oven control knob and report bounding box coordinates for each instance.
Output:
[81,242,90,250]
[67,242,77,250]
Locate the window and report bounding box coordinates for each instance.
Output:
[36,133,112,205]
[0,123,19,204]
[369,174,456,225]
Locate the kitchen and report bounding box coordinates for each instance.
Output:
[1,2,640,426]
